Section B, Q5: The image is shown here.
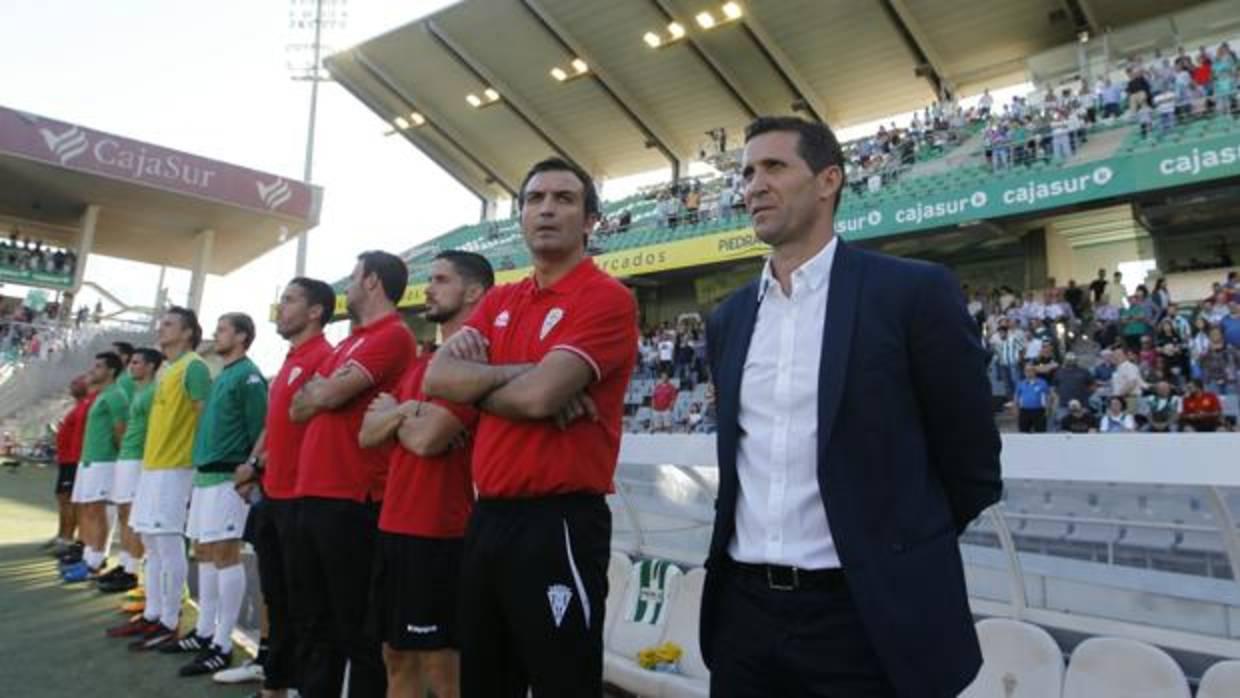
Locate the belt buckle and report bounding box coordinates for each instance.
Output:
[766,565,798,591]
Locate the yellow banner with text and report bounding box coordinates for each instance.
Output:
[330,225,767,314]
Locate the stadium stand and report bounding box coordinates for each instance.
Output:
[960,618,1065,698]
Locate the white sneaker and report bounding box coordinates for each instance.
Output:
[211,660,264,684]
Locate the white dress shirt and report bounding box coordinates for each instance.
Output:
[729,237,840,570]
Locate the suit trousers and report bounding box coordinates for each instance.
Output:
[707,563,898,698]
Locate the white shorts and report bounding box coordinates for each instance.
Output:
[70,461,115,503]
[186,482,250,543]
[129,468,194,535]
[111,460,143,504]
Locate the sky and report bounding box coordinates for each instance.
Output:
[3,0,471,371]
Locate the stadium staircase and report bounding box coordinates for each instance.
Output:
[0,325,152,438]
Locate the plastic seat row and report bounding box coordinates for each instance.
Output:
[961,617,1240,698]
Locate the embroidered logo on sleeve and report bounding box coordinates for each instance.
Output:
[540,308,565,340]
[495,310,511,328]
[547,583,573,628]
[288,366,303,385]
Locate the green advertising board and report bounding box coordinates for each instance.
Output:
[831,133,1240,241]
[0,267,73,289]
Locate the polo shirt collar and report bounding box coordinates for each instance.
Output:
[353,311,401,336]
[524,257,599,296]
[286,332,327,360]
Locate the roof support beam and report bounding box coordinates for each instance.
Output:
[326,62,490,203]
[424,21,597,174]
[353,50,520,196]
[645,0,759,120]
[736,14,829,123]
[519,0,684,175]
[879,0,949,99]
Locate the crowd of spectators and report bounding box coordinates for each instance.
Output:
[1,232,77,278]
[627,318,715,434]
[984,268,1240,434]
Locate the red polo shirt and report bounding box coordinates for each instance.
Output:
[379,355,478,537]
[263,333,333,499]
[57,394,95,465]
[464,258,638,498]
[1182,392,1222,419]
[295,313,414,503]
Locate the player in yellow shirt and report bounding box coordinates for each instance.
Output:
[108,307,212,651]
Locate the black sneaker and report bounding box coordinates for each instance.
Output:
[95,565,125,582]
[128,624,176,652]
[97,571,138,594]
[56,543,84,565]
[159,632,212,655]
[178,645,232,677]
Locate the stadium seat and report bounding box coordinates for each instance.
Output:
[606,552,633,640]
[960,618,1064,698]
[1198,659,1240,698]
[604,559,684,697]
[654,568,709,698]
[1061,637,1190,698]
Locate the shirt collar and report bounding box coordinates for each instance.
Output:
[760,235,838,298]
[353,312,401,336]
[522,257,599,297]
[286,332,328,360]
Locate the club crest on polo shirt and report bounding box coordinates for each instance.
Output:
[547,584,572,628]
[494,310,510,328]
[540,308,565,340]
[288,366,303,385]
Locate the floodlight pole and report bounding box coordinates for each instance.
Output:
[295,0,324,277]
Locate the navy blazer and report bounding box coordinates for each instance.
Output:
[700,240,1003,698]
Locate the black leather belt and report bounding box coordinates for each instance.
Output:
[728,559,846,592]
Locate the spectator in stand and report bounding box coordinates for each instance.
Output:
[1053,352,1093,418]
[1059,400,1097,433]
[1220,301,1240,350]
[650,373,677,433]
[1120,293,1153,350]
[1111,349,1147,410]
[686,403,704,433]
[1064,279,1085,319]
[1099,396,1137,432]
[1014,364,1050,433]
[1030,342,1059,384]
[1181,379,1223,432]
[1155,319,1189,384]
[656,331,675,377]
[989,320,1024,398]
[673,335,696,387]
[1199,327,1240,395]
[1144,381,1181,432]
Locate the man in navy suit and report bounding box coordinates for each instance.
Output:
[700,116,1002,697]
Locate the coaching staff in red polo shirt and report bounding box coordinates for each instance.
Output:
[290,251,415,698]
[424,157,638,698]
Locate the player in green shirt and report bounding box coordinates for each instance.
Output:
[168,313,268,675]
[96,347,163,594]
[63,351,127,581]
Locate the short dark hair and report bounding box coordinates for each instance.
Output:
[166,306,202,349]
[111,341,134,359]
[134,347,164,372]
[221,312,257,349]
[356,251,408,304]
[434,250,495,291]
[744,116,846,212]
[95,351,124,380]
[290,276,337,326]
[518,157,601,219]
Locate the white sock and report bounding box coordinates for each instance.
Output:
[103,505,117,556]
[123,552,139,575]
[194,564,219,640]
[140,535,161,623]
[154,535,187,631]
[213,564,245,653]
[84,547,105,570]
[118,551,132,572]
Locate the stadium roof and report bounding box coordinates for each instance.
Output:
[325,0,1219,202]
[0,104,322,275]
